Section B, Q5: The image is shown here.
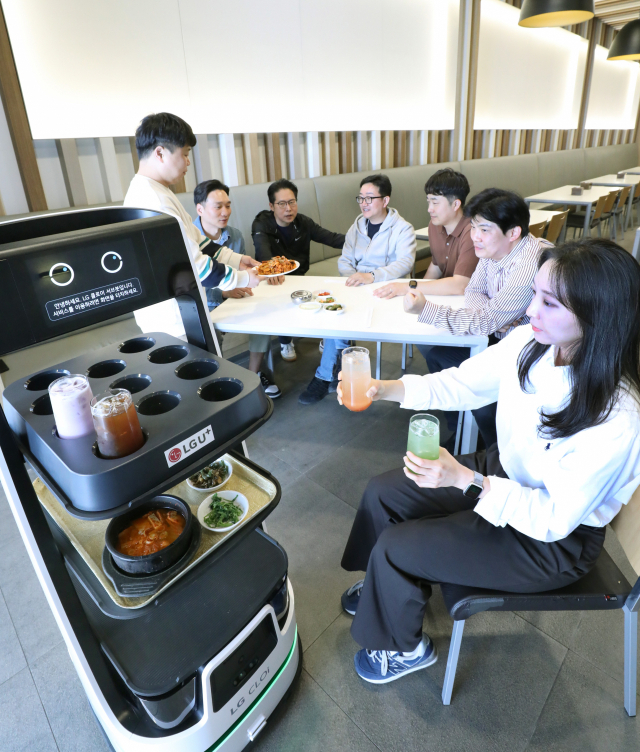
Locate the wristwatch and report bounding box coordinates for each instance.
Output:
[463,471,484,500]
[409,280,418,289]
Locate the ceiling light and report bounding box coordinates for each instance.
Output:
[519,0,594,28]
[607,18,640,61]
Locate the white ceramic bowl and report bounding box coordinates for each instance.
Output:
[197,491,249,532]
[299,301,322,313]
[186,459,233,493]
[324,303,346,315]
[313,289,334,303]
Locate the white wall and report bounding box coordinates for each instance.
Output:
[586,46,640,130]
[3,0,459,138]
[0,95,28,214]
[475,0,587,130]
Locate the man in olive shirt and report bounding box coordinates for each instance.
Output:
[374,168,476,300]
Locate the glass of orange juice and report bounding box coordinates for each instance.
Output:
[341,346,372,412]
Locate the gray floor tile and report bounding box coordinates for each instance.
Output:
[31,641,111,752]
[304,608,567,752]
[567,608,640,689]
[526,651,640,752]
[0,589,27,686]
[265,476,360,649]
[0,667,57,752]
[253,670,379,752]
[245,436,303,490]
[0,536,63,666]
[514,610,584,648]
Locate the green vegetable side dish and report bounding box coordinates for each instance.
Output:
[325,304,343,311]
[204,493,243,529]
[189,460,229,489]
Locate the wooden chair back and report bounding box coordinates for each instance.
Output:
[529,220,547,238]
[592,194,608,221]
[610,483,640,577]
[603,190,620,214]
[545,211,568,244]
[618,186,632,208]
[634,182,640,200]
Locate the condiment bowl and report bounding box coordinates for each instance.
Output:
[197,491,249,532]
[298,301,322,313]
[186,458,233,493]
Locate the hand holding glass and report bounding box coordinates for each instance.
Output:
[341,346,372,412]
[407,414,440,470]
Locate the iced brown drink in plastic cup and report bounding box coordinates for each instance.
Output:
[48,374,95,439]
[90,389,144,459]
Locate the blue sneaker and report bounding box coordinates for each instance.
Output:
[341,580,364,615]
[354,636,437,684]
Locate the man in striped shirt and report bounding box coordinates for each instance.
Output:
[404,188,553,449]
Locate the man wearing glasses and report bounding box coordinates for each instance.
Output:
[299,174,416,405]
[252,179,345,362]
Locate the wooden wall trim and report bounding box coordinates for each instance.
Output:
[0,2,47,210]
[453,0,481,162]
[575,17,600,149]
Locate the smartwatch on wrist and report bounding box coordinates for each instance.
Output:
[409,280,418,289]
[463,471,484,500]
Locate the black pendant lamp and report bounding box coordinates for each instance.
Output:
[607,18,640,61]
[519,0,594,28]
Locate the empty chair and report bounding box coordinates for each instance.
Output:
[601,190,622,240]
[565,194,608,238]
[528,220,547,238]
[612,186,632,241]
[440,484,640,715]
[632,182,640,226]
[544,210,569,244]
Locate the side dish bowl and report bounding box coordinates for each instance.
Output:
[186,458,233,492]
[197,490,249,533]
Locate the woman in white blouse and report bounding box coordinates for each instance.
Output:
[337,238,640,685]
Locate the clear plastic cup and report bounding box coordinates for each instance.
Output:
[48,374,94,439]
[407,414,440,465]
[90,388,144,459]
[341,346,372,412]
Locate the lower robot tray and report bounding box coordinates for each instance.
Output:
[33,452,277,609]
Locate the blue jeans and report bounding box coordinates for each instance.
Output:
[315,338,350,381]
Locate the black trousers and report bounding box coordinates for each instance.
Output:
[416,339,499,448]
[341,446,605,652]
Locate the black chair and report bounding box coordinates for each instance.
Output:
[438,487,640,716]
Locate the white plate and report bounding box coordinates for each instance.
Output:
[186,459,233,493]
[257,259,300,277]
[197,491,249,532]
[298,301,322,313]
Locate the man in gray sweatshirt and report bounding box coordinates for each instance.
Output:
[299,174,416,405]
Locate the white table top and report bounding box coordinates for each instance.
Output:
[529,209,561,224]
[525,185,614,204]
[209,275,487,347]
[624,167,640,175]
[415,226,429,240]
[588,173,640,186]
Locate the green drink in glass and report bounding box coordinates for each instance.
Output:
[407,414,440,467]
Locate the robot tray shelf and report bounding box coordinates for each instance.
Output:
[2,332,269,517]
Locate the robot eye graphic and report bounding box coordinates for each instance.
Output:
[49,263,74,286]
[101,252,123,273]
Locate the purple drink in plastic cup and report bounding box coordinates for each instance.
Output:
[48,374,95,439]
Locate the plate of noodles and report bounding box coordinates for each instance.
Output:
[256,256,300,277]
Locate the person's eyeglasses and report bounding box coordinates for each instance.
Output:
[356,195,383,205]
[274,199,297,208]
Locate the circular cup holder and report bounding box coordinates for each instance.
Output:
[25,369,70,391]
[30,394,53,415]
[119,337,156,354]
[198,378,244,403]
[137,390,181,416]
[148,346,189,365]
[87,360,127,379]
[91,430,149,460]
[175,359,219,380]
[110,374,152,394]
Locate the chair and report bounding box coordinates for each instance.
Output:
[631,227,640,263]
[439,485,640,715]
[612,186,632,241]
[601,190,622,240]
[565,194,608,238]
[631,182,640,227]
[544,210,568,244]
[529,220,548,238]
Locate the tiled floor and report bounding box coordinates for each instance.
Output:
[1,268,639,750]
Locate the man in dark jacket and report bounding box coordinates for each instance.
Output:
[252,179,345,362]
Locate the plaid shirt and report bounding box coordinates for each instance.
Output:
[418,233,553,338]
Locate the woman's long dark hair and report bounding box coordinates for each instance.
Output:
[518,238,640,439]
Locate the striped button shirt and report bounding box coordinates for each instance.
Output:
[417,233,553,338]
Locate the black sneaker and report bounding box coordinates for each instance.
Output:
[258,372,281,399]
[298,377,330,405]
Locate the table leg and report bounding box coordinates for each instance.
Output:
[459,342,486,454]
[626,190,635,231]
[376,342,382,380]
[583,202,591,238]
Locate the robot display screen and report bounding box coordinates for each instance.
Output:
[21,235,152,334]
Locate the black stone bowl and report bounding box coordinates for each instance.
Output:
[105,495,194,576]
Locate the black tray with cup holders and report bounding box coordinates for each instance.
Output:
[2,331,269,518]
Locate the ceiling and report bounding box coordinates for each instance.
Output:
[594,1,640,29]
